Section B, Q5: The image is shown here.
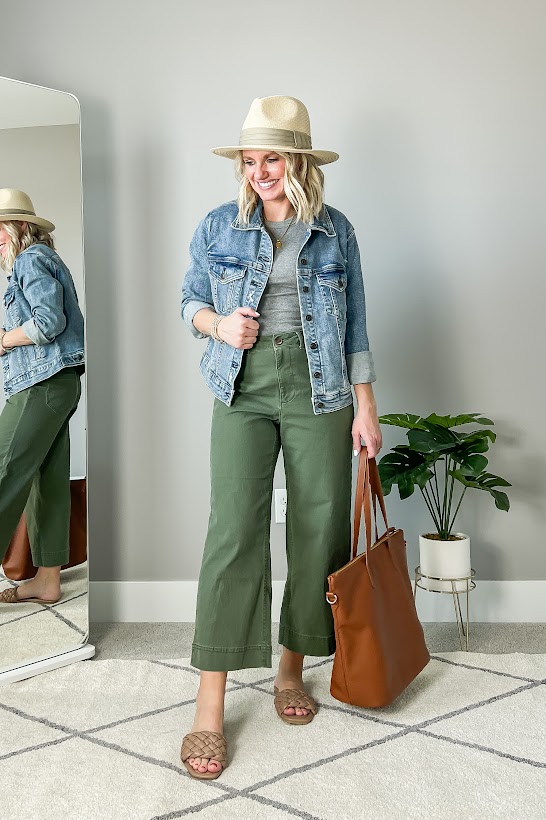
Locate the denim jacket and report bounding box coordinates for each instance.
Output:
[2,244,85,397]
[181,200,376,414]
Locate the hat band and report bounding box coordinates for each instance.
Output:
[0,208,36,216]
[239,127,312,150]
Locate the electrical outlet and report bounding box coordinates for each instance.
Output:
[274,489,287,523]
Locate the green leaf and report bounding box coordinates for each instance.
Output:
[459,429,496,444]
[491,490,510,511]
[408,425,460,454]
[398,472,415,499]
[449,470,511,510]
[423,413,494,428]
[378,413,426,430]
[455,454,489,475]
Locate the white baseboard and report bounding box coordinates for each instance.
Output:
[90,581,546,623]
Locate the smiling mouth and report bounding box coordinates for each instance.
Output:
[256,179,279,189]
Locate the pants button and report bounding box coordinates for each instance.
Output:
[275,336,283,345]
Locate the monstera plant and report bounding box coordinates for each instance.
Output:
[377,413,511,591]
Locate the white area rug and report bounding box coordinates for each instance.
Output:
[0,653,545,819]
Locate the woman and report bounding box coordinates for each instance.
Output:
[180,96,382,780]
[0,188,85,606]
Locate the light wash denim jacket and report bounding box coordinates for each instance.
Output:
[181,200,376,414]
[2,244,85,397]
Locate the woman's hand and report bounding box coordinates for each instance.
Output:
[352,383,382,459]
[218,307,260,350]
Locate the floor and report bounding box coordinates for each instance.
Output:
[88,622,546,659]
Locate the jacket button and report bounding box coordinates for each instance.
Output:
[300,258,307,265]
[275,336,283,345]
[313,371,321,378]
[310,342,318,350]
[303,285,309,293]
[338,279,343,288]
[305,314,312,321]
[220,273,225,280]
[317,402,324,409]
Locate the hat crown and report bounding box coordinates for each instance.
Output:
[0,188,36,215]
[242,96,311,138]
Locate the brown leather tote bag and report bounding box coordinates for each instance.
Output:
[327,449,430,707]
[2,478,87,581]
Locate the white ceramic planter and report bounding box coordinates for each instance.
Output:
[419,533,471,592]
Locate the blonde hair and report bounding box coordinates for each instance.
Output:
[235,151,325,226]
[0,220,55,273]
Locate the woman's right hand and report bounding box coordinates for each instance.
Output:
[217,307,260,349]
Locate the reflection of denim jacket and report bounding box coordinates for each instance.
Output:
[2,244,85,397]
[181,200,376,414]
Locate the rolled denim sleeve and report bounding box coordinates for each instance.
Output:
[344,227,376,384]
[181,215,214,339]
[18,253,66,345]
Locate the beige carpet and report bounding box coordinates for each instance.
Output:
[0,653,545,819]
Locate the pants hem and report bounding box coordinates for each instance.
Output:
[278,625,336,656]
[191,644,273,671]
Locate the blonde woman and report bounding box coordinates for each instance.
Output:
[0,189,84,605]
[180,97,382,779]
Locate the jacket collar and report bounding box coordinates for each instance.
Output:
[231,199,336,236]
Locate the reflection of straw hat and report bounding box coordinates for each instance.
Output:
[211,96,339,165]
[0,189,55,232]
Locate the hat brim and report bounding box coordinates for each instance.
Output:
[211,145,339,166]
[0,213,55,232]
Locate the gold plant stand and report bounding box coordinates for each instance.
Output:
[414,567,476,651]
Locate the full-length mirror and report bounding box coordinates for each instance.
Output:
[0,77,91,679]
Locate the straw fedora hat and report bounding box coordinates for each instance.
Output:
[0,189,55,232]
[211,96,339,166]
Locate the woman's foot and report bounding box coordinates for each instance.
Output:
[186,671,227,775]
[5,566,61,603]
[273,648,309,717]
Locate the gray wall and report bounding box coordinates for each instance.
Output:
[1,0,544,583]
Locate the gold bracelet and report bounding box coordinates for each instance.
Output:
[210,315,224,343]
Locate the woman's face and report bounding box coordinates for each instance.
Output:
[0,224,11,260]
[242,150,287,205]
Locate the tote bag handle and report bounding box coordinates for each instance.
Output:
[352,448,390,560]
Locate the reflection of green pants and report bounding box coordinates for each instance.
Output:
[192,331,354,671]
[0,368,82,568]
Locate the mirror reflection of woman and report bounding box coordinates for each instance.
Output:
[0,189,85,606]
[180,97,382,779]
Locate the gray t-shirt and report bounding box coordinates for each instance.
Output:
[258,217,308,335]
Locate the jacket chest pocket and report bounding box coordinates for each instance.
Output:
[209,262,247,314]
[2,285,21,328]
[315,267,347,317]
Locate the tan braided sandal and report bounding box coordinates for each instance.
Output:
[273,686,318,725]
[180,730,227,780]
[0,586,60,605]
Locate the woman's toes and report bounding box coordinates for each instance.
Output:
[283,706,296,715]
[208,760,221,772]
[198,757,210,772]
[295,707,308,716]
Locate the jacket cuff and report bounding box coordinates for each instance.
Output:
[346,351,377,384]
[182,300,213,339]
[22,318,50,346]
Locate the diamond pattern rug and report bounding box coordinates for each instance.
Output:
[0,653,545,819]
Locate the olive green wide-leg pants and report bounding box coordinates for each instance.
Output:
[191,331,354,671]
[0,367,82,568]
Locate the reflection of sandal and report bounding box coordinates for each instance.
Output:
[273,686,318,725]
[180,731,227,780]
[0,586,60,605]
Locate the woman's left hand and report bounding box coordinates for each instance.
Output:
[352,401,383,459]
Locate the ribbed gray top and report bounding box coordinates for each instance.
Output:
[258,217,308,335]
